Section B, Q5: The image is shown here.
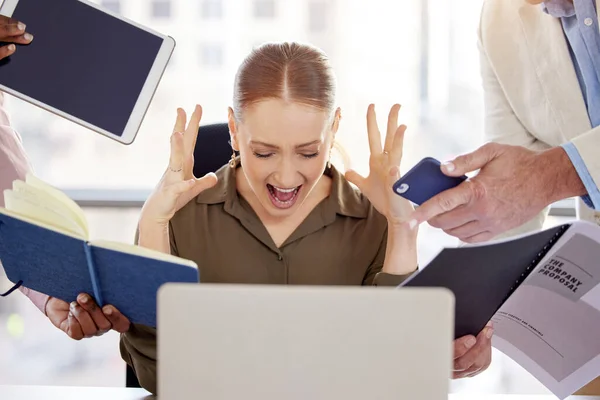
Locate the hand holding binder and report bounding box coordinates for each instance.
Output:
[0,173,199,327]
[402,220,600,399]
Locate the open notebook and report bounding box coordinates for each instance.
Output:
[0,173,199,327]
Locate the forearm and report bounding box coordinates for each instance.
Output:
[537,147,587,205]
[381,223,418,276]
[0,93,45,312]
[137,219,171,254]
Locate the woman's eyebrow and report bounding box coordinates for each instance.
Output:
[296,140,321,149]
[249,140,322,149]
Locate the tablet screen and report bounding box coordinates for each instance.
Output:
[0,0,164,136]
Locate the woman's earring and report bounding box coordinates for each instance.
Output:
[327,147,333,169]
[229,152,237,168]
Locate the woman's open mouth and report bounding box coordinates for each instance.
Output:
[266,184,302,209]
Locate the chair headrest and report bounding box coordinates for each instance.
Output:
[193,123,232,178]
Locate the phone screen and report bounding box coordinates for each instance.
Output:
[0,0,164,136]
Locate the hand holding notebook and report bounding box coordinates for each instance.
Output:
[403,220,600,399]
[0,173,199,327]
[45,292,131,339]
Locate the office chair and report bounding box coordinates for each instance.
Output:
[192,122,233,177]
[125,122,231,389]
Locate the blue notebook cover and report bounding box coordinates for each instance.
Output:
[0,212,199,327]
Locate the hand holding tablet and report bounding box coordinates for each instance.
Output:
[0,0,175,145]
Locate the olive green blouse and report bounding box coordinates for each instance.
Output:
[120,163,416,394]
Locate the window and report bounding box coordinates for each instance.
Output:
[151,0,171,18]
[100,0,121,14]
[200,44,224,67]
[202,0,223,19]
[308,1,328,33]
[253,0,275,18]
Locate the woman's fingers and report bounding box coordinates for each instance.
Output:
[344,169,368,193]
[168,172,217,198]
[389,124,407,167]
[168,132,185,176]
[185,105,203,153]
[366,104,382,155]
[167,179,196,198]
[384,104,401,153]
[386,165,401,188]
[195,172,218,192]
[175,173,219,208]
[172,108,187,135]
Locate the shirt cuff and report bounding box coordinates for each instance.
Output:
[561,142,600,210]
[18,286,50,315]
[373,270,417,286]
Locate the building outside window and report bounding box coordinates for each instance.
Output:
[200,43,224,67]
[202,0,223,19]
[253,0,275,18]
[308,1,327,33]
[151,0,171,18]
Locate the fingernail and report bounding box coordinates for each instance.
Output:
[7,44,15,52]
[70,301,77,309]
[80,295,88,304]
[408,220,418,230]
[17,22,25,31]
[443,161,455,172]
[24,33,33,41]
[466,337,477,348]
[486,328,494,339]
[104,307,113,316]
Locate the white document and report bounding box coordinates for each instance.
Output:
[491,222,600,399]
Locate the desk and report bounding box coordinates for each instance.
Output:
[0,385,152,399]
[1,386,599,400]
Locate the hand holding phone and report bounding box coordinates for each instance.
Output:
[393,157,467,206]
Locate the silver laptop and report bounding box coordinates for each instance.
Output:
[158,284,454,400]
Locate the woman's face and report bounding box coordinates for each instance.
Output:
[229,99,339,219]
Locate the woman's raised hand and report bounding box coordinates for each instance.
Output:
[345,104,414,227]
[140,105,218,226]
